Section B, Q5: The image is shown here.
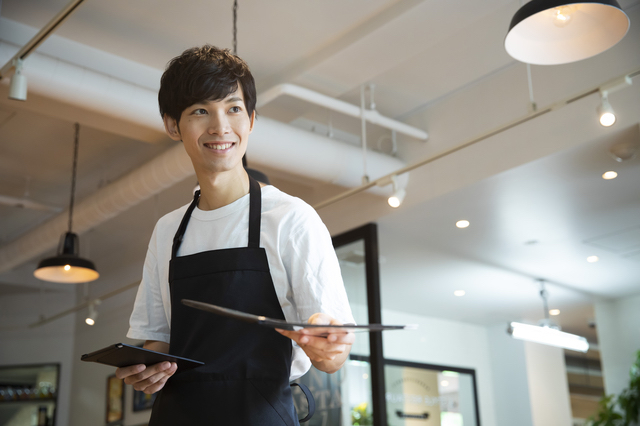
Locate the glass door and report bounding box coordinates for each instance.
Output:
[292,223,386,426]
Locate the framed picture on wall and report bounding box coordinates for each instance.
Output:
[106,374,124,424]
[132,386,157,411]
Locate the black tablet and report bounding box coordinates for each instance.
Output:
[81,343,204,372]
[182,299,417,332]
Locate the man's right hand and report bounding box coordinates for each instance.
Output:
[115,340,177,394]
[115,361,177,394]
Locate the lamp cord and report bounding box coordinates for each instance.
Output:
[68,123,80,233]
[232,0,238,55]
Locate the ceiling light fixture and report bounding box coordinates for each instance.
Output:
[456,220,470,229]
[549,309,561,316]
[598,94,616,127]
[454,290,466,297]
[602,171,617,180]
[9,59,27,101]
[587,255,599,263]
[597,75,632,127]
[387,175,406,208]
[504,0,630,65]
[34,123,99,283]
[85,300,100,326]
[507,279,589,352]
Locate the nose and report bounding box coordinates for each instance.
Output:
[207,110,231,135]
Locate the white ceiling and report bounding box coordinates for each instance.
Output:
[1,0,639,344]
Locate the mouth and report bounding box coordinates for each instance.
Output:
[203,142,235,152]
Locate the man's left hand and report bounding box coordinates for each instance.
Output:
[276,313,355,374]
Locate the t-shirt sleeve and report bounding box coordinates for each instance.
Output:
[127,226,171,343]
[283,204,355,325]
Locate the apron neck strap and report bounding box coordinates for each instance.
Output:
[172,189,201,259]
[171,176,262,258]
[247,176,261,249]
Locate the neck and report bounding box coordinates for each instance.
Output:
[196,167,250,211]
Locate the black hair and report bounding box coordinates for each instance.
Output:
[158,45,256,124]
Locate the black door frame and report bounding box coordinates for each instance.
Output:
[332,222,387,426]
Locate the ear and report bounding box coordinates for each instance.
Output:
[248,110,256,134]
[163,114,182,141]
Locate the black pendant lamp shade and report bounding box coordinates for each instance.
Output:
[505,0,629,65]
[34,232,99,283]
[34,123,99,284]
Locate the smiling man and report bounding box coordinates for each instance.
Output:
[116,45,355,425]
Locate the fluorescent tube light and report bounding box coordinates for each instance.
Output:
[508,322,589,352]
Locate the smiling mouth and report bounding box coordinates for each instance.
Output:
[204,142,234,150]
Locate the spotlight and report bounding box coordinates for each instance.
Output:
[598,94,616,127]
[387,175,405,208]
[85,300,100,326]
[596,76,632,127]
[456,220,470,229]
[602,171,617,180]
[9,59,27,102]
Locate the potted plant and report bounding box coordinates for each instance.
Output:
[588,350,640,426]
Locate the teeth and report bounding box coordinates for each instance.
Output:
[207,143,233,150]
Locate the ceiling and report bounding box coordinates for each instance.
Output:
[0,0,639,344]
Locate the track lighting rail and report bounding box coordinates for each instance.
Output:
[28,280,139,328]
[0,0,86,80]
[312,67,639,211]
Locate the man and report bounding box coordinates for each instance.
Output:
[116,45,355,425]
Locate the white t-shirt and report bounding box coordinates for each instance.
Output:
[127,185,355,380]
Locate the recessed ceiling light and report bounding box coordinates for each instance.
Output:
[454,290,466,297]
[456,220,470,229]
[602,171,617,180]
[362,373,369,380]
[440,380,449,387]
[587,256,599,263]
[549,309,561,316]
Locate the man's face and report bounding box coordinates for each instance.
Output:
[164,85,254,176]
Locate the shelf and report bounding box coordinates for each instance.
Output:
[0,398,56,405]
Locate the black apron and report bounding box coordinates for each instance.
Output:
[149,177,304,425]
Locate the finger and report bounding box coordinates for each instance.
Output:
[123,361,172,386]
[132,363,176,392]
[115,364,145,380]
[298,334,348,353]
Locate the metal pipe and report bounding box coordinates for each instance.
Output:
[257,83,429,140]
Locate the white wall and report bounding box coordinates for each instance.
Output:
[0,290,76,426]
[594,293,640,396]
[69,269,149,426]
[381,308,498,426]
[524,342,572,426]
[486,324,534,426]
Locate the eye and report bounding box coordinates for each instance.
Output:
[193,108,207,115]
[229,106,242,113]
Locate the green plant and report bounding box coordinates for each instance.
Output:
[588,350,640,426]
[351,402,373,425]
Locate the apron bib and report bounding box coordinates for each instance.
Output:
[149,177,299,425]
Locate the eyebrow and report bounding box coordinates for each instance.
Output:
[225,96,244,103]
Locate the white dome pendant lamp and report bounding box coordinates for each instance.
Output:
[505,0,630,65]
[34,123,99,284]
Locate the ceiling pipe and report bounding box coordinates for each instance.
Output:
[0,194,62,213]
[257,83,429,141]
[0,48,408,274]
